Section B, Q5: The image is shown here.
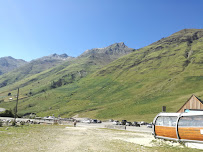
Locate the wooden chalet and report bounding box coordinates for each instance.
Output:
[177,95,203,113]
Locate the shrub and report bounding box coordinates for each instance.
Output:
[0,109,14,117]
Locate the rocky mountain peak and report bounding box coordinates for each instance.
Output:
[153,29,203,46]
[59,53,69,58]
[4,56,14,59]
[80,42,134,58]
[34,53,74,62]
[106,42,127,49]
[0,56,27,75]
[50,53,69,59]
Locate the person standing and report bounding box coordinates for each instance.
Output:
[74,120,77,127]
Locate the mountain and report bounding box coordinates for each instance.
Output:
[26,53,74,75]
[1,29,203,122]
[0,53,73,88]
[80,42,135,62]
[0,43,134,109]
[0,43,134,89]
[0,56,27,75]
[38,53,72,61]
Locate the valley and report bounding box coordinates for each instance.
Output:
[0,29,203,122]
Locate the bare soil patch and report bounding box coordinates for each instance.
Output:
[0,123,201,152]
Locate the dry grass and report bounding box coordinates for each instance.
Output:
[0,124,202,152]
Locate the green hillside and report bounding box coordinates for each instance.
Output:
[0,54,73,88]
[0,43,134,116]
[0,43,134,94]
[1,29,203,122]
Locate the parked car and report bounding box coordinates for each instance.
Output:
[140,121,148,125]
[109,119,114,122]
[82,119,91,123]
[126,122,132,126]
[132,121,140,127]
[91,119,98,123]
[117,121,122,125]
[121,120,127,125]
[113,120,120,125]
[97,120,102,123]
[112,121,117,125]
[147,123,153,128]
[132,121,137,126]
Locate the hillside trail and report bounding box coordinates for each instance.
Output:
[47,124,154,152]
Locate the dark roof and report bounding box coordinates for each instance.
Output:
[177,94,203,112]
[195,96,203,104]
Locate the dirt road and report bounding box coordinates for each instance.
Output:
[48,124,154,152]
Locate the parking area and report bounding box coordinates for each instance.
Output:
[75,121,153,134]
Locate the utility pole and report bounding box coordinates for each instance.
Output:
[14,88,19,125]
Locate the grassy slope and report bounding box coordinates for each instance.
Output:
[0,56,73,88]
[0,57,100,104]
[0,43,134,117]
[0,43,133,97]
[1,29,203,122]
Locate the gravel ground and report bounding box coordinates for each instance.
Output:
[0,118,201,151]
[0,124,154,152]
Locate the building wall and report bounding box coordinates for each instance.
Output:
[177,95,203,113]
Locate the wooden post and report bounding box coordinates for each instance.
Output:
[14,88,19,125]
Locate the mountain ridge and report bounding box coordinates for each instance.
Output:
[0,42,134,94]
[0,56,27,75]
[0,29,203,122]
[80,42,134,58]
[0,53,74,87]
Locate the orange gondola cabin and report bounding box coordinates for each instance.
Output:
[153,95,203,143]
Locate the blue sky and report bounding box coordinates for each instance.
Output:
[0,0,203,61]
